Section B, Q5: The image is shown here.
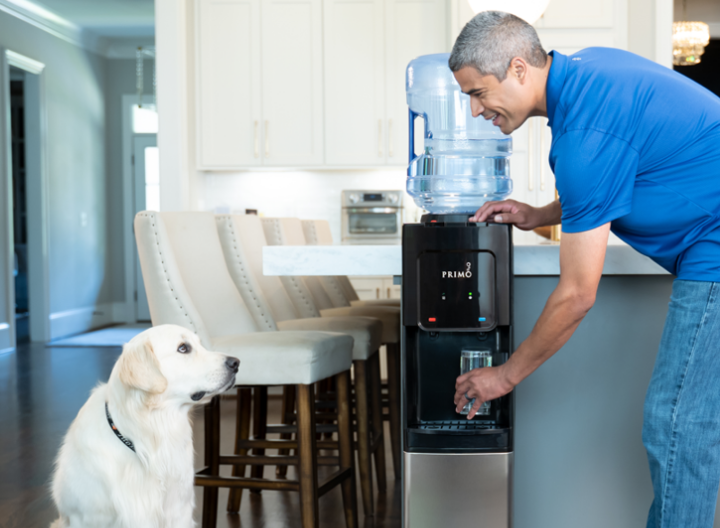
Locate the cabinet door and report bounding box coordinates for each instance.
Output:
[349,277,385,300]
[324,0,385,165]
[196,0,261,168]
[261,0,324,165]
[382,278,401,299]
[385,0,449,167]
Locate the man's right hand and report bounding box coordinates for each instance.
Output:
[470,199,543,230]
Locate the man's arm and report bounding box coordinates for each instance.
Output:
[454,222,610,418]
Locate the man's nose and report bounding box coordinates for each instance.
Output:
[470,99,484,118]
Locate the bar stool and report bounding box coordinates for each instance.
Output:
[215,213,387,516]
[134,211,358,528]
[263,217,402,480]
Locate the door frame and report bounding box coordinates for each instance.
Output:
[132,134,157,322]
[0,49,49,349]
[122,94,156,324]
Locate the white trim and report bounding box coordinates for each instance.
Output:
[0,48,15,349]
[0,322,11,351]
[6,49,44,74]
[49,303,114,341]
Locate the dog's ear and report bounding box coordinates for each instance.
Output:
[118,338,168,394]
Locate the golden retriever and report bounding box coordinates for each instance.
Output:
[50,324,238,528]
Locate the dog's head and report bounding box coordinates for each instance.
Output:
[115,325,238,405]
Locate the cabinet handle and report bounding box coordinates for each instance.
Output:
[254,120,259,158]
[378,119,383,157]
[528,119,534,191]
[264,120,270,158]
[388,119,394,157]
[376,287,380,299]
[387,287,391,298]
[540,119,546,191]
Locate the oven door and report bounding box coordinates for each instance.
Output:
[342,207,401,243]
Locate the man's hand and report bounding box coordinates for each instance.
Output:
[454,364,515,419]
[470,199,562,230]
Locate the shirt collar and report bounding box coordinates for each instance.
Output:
[546,50,568,128]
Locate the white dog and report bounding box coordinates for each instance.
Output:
[50,324,238,528]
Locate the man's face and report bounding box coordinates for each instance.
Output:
[453,63,532,135]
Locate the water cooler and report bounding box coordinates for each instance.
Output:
[402,54,514,527]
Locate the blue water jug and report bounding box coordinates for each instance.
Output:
[406,53,513,214]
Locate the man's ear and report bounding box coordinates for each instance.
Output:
[509,57,528,83]
[118,338,168,394]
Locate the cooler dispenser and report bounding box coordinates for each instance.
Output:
[401,54,515,527]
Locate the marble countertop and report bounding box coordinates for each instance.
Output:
[263,244,669,276]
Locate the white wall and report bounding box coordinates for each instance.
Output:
[202,169,421,244]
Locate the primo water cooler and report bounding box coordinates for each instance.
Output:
[402,53,514,527]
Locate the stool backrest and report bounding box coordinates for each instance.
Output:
[261,218,348,310]
[134,211,262,346]
[216,214,305,324]
[301,219,359,303]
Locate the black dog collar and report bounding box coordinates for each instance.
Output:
[105,402,136,453]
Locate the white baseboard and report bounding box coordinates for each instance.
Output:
[0,322,11,350]
[49,303,114,341]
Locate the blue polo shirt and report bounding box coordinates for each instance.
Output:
[547,48,720,280]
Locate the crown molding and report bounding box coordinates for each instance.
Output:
[0,0,108,56]
[6,49,45,74]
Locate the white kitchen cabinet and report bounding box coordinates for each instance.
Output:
[323,0,448,167]
[349,276,400,300]
[196,0,262,168]
[195,0,323,169]
[261,0,324,166]
[385,0,449,167]
[323,0,385,166]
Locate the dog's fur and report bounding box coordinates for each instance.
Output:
[50,325,238,528]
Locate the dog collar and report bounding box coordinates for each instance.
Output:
[105,402,136,453]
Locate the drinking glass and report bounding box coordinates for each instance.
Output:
[460,349,492,416]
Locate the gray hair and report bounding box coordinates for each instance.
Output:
[449,11,547,81]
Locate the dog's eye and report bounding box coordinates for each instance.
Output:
[177,343,191,354]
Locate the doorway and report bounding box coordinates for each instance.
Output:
[132,134,158,322]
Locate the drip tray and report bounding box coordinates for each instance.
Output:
[412,420,510,436]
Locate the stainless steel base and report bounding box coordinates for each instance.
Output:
[403,451,513,528]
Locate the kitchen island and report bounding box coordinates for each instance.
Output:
[263,243,689,528]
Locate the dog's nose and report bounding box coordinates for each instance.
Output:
[225,357,239,373]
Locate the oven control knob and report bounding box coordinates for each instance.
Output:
[389,194,399,204]
[349,193,359,204]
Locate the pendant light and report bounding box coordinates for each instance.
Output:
[673,0,710,66]
[467,0,552,24]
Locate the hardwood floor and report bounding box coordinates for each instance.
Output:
[0,342,401,528]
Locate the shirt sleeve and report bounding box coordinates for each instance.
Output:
[551,129,638,233]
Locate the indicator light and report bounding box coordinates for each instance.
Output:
[478,317,486,322]
[428,317,436,322]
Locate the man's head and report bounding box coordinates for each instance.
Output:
[449,11,549,134]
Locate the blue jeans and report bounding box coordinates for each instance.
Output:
[644,280,720,528]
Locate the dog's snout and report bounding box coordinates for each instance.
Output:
[225,357,239,373]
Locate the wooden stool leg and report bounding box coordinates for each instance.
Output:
[386,342,402,480]
[276,385,296,478]
[227,387,252,512]
[250,386,268,488]
[336,371,359,528]
[202,396,221,528]
[297,383,320,528]
[354,360,375,516]
[369,352,387,493]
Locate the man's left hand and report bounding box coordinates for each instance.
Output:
[454,365,516,419]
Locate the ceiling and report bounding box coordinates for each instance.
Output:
[25,0,154,37]
[674,0,720,24]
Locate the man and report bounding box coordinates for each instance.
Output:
[449,11,720,528]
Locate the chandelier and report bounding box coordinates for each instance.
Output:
[136,46,156,108]
[673,0,710,66]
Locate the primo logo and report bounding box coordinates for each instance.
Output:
[442,262,472,279]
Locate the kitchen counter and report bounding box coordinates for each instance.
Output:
[263,243,669,276]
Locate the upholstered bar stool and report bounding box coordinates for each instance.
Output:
[301,219,400,308]
[262,217,403,480]
[134,211,358,528]
[215,214,387,516]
